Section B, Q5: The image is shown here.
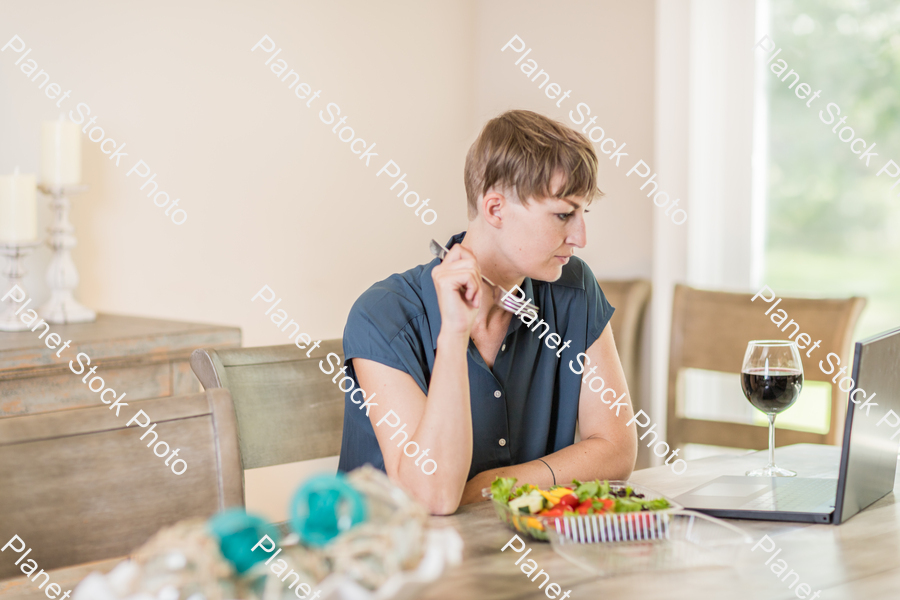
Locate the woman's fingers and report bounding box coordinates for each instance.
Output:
[431,244,484,333]
[435,247,481,292]
[435,266,480,304]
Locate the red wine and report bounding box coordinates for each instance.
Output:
[741,368,803,414]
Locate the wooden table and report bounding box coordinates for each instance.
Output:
[2,444,898,600]
[0,313,241,417]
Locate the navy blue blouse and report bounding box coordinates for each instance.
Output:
[337,231,614,480]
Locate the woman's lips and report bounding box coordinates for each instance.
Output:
[555,255,570,264]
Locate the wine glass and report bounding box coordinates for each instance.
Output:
[741,340,804,477]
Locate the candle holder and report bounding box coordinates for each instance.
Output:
[37,183,96,323]
[0,240,42,331]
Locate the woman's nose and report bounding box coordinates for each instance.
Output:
[567,215,587,248]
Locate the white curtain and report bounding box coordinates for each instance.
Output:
[650,0,765,463]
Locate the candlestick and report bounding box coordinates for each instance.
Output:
[0,169,38,243]
[37,183,95,323]
[41,118,81,188]
[0,241,41,331]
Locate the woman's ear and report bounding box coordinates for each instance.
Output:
[481,189,507,228]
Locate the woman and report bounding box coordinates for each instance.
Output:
[337,110,637,514]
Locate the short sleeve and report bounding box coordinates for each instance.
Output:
[341,281,431,394]
[580,259,615,350]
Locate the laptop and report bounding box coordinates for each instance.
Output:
[673,326,900,524]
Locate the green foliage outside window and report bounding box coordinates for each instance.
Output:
[766,0,900,338]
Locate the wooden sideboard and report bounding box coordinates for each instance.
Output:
[0,313,241,417]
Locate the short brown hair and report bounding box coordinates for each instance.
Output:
[464,110,602,218]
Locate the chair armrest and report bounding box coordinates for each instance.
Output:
[191,348,225,389]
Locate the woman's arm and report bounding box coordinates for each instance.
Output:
[354,244,482,515]
[459,323,638,503]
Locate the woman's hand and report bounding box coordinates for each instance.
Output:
[431,244,482,338]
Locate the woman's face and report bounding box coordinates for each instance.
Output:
[496,185,589,282]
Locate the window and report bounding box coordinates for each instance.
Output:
[655,1,899,461]
[764,0,900,339]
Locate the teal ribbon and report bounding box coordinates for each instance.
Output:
[290,473,367,547]
[207,508,280,574]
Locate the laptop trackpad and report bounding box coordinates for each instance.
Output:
[692,483,770,497]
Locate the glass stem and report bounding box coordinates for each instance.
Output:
[768,413,776,467]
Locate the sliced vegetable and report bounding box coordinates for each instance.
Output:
[509,492,545,515]
[538,490,562,506]
[548,487,574,498]
[558,494,579,508]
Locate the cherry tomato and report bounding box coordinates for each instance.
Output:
[601,498,615,511]
[558,494,579,508]
[540,507,564,517]
[576,500,592,515]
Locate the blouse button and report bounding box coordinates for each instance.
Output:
[499,438,507,447]
[494,390,502,398]
[501,344,507,351]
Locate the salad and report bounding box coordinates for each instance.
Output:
[491,477,671,516]
[488,477,673,540]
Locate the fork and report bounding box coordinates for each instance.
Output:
[429,239,540,317]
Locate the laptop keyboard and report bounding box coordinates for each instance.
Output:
[741,478,837,512]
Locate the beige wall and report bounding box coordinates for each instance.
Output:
[1,0,655,521]
[474,0,656,278]
[2,0,476,347]
[2,0,654,345]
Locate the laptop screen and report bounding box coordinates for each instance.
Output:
[834,327,900,524]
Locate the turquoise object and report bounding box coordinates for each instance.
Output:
[207,508,280,574]
[290,473,367,547]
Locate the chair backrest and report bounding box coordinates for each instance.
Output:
[0,388,242,577]
[190,340,345,470]
[597,279,651,398]
[666,284,866,450]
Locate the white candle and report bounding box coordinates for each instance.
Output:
[41,118,81,187]
[0,168,38,243]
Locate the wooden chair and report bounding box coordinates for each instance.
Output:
[0,388,242,577]
[189,340,345,477]
[666,284,866,451]
[597,279,651,398]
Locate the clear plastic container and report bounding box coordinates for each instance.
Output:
[483,480,683,542]
[547,510,754,577]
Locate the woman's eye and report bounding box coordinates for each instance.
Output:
[557,213,573,221]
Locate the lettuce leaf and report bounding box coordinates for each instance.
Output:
[614,497,643,512]
[573,480,598,502]
[574,479,614,502]
[598,480,611,498]
[516,483,538,497]
[490,477,518,502]
[643,498,671,510]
